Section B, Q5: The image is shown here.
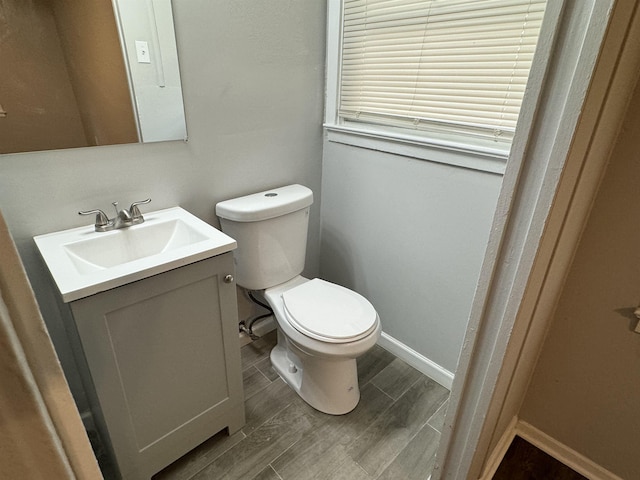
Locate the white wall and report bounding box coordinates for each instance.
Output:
[0,0,326,411]
[320,141,502,376]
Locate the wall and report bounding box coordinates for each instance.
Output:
[320,141,502,376]
[52,0,138,146]
[520,73,640,479]
[113,0,187,142]
[0,0,326,411]
[0,211,102,479]
[0,0,87,153]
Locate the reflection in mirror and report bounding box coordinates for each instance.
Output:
[0,0,187,155]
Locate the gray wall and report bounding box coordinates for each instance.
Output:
[0,0,326,410]
[320,141,502,374]
[3,0,503,411]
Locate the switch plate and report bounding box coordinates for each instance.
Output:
[135,40,151,64]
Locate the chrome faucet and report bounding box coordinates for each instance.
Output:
[79,199,151,232]
[112,202,134,229]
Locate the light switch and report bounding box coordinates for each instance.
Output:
[135,40,151,64]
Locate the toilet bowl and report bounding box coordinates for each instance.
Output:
[263,276,381,414]
[215,184,381,414]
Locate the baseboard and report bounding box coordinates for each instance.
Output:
[377,331,454,390]
[479,418,624,480]
[238,323,454,391]
[516,421,624,480]
[478,416,519,480]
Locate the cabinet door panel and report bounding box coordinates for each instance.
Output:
[71,254,243,479]
[106,275,227,448]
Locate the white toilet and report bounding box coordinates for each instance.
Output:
[216,184,381,414]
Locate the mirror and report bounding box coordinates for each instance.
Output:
[0,0,187,155]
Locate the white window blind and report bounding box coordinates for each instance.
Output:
[339,0,547,144]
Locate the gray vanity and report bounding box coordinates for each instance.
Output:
[35,206,244,479]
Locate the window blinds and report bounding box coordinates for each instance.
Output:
[339,0,547,144]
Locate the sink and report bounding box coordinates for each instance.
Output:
[63,218,210,272]
[34,207,236,302]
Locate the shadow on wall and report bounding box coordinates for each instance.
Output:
[319,226,358,291]
[614,307,640,332]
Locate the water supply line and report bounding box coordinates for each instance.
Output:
[239,290,273,340]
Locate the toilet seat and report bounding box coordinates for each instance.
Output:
[281,278,378,343]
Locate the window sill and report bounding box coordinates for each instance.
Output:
[324,123,508,175]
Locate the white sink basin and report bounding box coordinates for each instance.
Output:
[34,207,236,302]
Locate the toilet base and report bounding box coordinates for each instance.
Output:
[270,333,360,415]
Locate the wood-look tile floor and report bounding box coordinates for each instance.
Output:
[154,330,449,480]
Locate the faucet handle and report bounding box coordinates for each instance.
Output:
[129,198,151,222]
[79,209,111,232]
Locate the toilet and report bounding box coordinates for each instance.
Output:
[216,184,381,414]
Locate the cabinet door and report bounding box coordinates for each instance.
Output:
[71,254,243,479]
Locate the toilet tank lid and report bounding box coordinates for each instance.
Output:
[216,184,313,222]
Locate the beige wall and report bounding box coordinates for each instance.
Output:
[52,0,138,146]
[0,0,87,153]
[520,74,640,479]
[0,211,102,479]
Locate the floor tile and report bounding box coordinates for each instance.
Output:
[250,465,283,480]
[346,376,449,477]
[244,378,298,434]
[323,382,396,442]
[153,429,245,480]
[191,402,315,480]
[243,365,272,400]
[255,356,279,382]
[276,442,366,480]
[150,336,448,480]
[376,424,440,480]
[427,399,448,433]
[371,358,424,400]
[318,459,370,480]
[357,344,396,386]
[241,330,277,368]
[270,383,393,480]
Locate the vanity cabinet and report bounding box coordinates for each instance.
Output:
[69,253,244,479]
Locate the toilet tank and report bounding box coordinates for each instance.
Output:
[215,184,313,290]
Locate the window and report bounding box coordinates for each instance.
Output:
[326,0,548,164]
